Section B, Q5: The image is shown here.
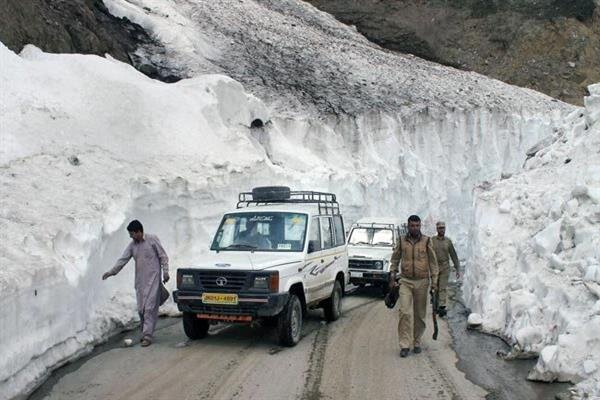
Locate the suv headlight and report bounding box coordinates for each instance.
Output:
[374,261,383,269]
[252,276,269,290]
[180,273,195,287]
[251,273,279,292]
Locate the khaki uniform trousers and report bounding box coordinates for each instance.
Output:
[397,277,430,349]
[437,263,450,308]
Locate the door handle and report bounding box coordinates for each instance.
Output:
[321,259,324,263]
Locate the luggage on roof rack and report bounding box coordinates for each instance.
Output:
[237,186,340,215]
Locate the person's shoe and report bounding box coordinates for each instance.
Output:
[400,348,410,358]
[413,346,422,354]
[437,306,447,317]
[140,338,152,347]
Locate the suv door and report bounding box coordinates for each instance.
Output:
[331,215,348,286]
[315,216,335,300]
[304,216,326,303]
[313,216,346,301]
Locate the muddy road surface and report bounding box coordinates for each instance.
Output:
[32,289,487,400]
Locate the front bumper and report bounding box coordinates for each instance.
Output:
[349,270,390,285]
[173,290,289,319]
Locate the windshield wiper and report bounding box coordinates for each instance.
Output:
[352,241,370,245]
[374,242,392,246]
[221,244,258,250]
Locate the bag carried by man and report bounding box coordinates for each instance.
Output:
[160,282,170,306]
[384,285,400,308]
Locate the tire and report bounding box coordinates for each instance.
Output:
[183,312,209,340]
[324,280,343,321]
[277,294,303,346]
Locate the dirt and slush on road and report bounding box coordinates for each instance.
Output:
[445,283,571,400]
[29,285,569,400]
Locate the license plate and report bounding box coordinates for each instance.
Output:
[350,271,363,278]
[201,293,239,305]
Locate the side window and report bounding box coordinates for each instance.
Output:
[320,217,333,249]
[308,217,321,252]
[333,216,345,246]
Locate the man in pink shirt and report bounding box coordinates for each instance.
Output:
[102,220,169,346]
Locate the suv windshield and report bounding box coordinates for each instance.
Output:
[348,228,394,246]
[211,212,308,252]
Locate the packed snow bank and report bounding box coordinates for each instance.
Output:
[103,0,579,243]
[464,84,600,398]
[0,39,571,398]
[0,42,274,399]
[0,1,582,398]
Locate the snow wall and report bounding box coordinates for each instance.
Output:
[0,40,577,399]
[464,83,600,396]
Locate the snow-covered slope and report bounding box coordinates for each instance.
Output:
[0,1,592,399]
[103,0,577,244]
[104,0,571,117]
[464,85,600,397]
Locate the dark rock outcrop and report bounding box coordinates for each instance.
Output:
[0,0,179,81]
[306,0,600,105]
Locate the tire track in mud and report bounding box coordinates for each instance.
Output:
[424,351,463,400]
[193,335,263,400]
[300,295,381,400]
[301,322,330,400]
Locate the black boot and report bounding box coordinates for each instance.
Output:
[438,306,447,317]
[400,348,410,358]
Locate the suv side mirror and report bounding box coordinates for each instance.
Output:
[308,240,319,254]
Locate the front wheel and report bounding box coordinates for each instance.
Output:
[182,312,209,340]
[277,294,303,347]
[324,280,343,321]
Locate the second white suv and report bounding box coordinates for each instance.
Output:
[347,218,406,295]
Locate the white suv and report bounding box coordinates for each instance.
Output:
[174,187,348,346]
[347,218,406,295]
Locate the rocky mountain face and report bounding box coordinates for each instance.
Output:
[0,0,177,81]
[306,0,600,105]
[3,0,597,105]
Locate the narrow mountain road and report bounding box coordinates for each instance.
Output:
[33,289,486,400]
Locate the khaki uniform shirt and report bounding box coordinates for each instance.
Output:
[431,236,459,272]
[390,233,438,284]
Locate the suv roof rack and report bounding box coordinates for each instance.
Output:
[237,187,340,215]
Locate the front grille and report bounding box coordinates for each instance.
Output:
[349,259,381,270]
[197,271,250,292]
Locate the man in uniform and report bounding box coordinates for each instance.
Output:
[102,220,170,347]
[389,215,438,357]
[431,221,460,317]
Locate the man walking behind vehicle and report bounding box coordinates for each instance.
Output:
[389,215,438,358]
[431,221,460,317]
[102,220,170,347]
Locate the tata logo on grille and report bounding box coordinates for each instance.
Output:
[215,277,228,287]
